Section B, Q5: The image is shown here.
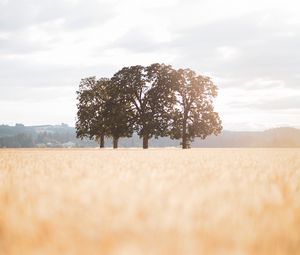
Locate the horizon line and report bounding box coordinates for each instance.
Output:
[1,123,299,133]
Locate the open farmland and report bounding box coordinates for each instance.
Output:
[0,148,300,255]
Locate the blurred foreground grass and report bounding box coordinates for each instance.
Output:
[0,148,300,255]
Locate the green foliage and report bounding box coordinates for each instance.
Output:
[76,77,133,147]
[111,64,176,141]
[104,82,134,140]
[75,64,222,149]
[76,77,109,141]
[169,68,222,148]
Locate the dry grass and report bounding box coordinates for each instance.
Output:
[0,148,300,255]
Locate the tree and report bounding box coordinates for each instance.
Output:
[111,63,175,149]
[76,76,133,149]
[104,82,134,149]
[170,68,222,149]
[76,65,222,149]
[76,77,109,148]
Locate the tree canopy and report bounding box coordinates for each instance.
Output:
[76,77,109,147]
[111,63,176,148]
[169,69,222,148]
[75,64,222,149]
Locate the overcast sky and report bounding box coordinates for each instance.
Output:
[0,0,299,130]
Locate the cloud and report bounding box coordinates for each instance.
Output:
[0,0,116,32]
[0,97,77,126]
[111,30,158,53]
[109,29,170,53]
[168,12,300,89]
[219,86,300,111]
[0,0,118,60]
[0,86,76,103]
[0,57,117,88]
[0,34,50,54]
[253,95,300,110]
[0,0,299,129]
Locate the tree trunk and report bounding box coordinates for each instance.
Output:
[113,137,118,149]
[143,135,149,149]
[182,117,188,149]
[100,134,104,148]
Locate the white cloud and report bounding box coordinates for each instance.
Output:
[0,0,299,130]
[216,46,240,61]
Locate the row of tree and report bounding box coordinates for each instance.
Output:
[75,63,222,149]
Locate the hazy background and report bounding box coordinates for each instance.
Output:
[0,0,299,131]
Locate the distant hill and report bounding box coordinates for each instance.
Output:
[0,124,299,148]
[193,127,300,147]
[0,123,97,148]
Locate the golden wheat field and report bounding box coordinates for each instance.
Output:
[0,148,300,255]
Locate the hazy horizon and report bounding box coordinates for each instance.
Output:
[1,0,299,131]
[1,122,300,133]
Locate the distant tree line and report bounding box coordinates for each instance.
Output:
[0,133,35,148]
[0,131,76,148]
[0,124,98,148]
[75,63,222,149]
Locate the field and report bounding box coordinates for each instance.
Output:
[0,148,300,255]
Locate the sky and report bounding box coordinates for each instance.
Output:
[0,0,299,131]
